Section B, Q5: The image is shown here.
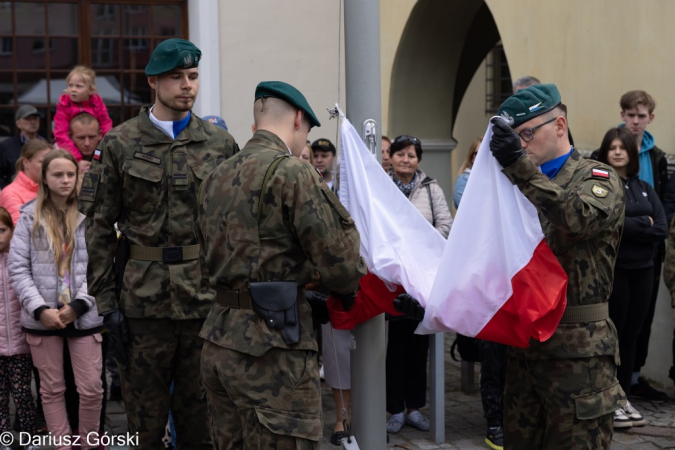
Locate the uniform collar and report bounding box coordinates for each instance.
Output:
[247,129,293,154]
[540,148,574,179]
[550,148,582,188]
[138,105,207,146]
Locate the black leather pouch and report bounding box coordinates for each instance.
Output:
[249,281,300,345]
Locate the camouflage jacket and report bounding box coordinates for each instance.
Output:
[663,216,675,308]
[503,150,625,360]
[78,106,239,319]
[197,130,366,356]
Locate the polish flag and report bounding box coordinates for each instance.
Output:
[415,121,567,346]
[338,110,567,347]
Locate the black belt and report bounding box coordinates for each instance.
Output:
[559,303,608,324]
[214,287,306,310]
[129,245,199,263]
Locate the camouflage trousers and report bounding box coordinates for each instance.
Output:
[504,354,626,450]
[117,318,211,450]
[201,340,322,449]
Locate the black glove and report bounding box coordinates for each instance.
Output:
[393,293,425,321]
[489,118,526,168]
[103,310,130,365]
[330,290,356,312]
[306,290,330,324]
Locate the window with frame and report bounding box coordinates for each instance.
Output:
[485,43,512,116]
[0,0,187,139]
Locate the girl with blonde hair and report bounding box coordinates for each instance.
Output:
[453,136,482,208]
[9,150,103,450]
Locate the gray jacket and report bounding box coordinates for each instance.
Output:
[9,200,103,331]
[392,169,453,238]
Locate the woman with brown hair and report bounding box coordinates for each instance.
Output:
[386,135,452,434]
[0,140,53,224]
[597,126,667,429]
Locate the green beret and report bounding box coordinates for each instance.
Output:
[145,39,201,76]
[497,84,561,128]
[255,81,321,128]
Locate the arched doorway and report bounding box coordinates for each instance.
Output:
[388,0,507,195]
[389,0,503,137]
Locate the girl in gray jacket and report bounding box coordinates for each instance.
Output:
[9,150,103,450]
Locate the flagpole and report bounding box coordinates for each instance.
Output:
[344,0,386,448]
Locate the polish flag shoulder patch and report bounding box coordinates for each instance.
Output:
[93,149,102,161]
[591,168,610,179]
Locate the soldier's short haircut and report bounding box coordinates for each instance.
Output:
[549,103,567,119]
[69,112,99,131]
[253,97,299,127]
[620,90,656,114]
[512,75,541,93]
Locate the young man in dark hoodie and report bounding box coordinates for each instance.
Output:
[617,90,669,402]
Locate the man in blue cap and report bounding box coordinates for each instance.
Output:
[197,81,366,448]
[78,38,239,449]
[488,84,626,449]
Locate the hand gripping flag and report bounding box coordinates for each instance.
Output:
[338,112,567,347]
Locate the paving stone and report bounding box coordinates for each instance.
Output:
[24,332,675,449]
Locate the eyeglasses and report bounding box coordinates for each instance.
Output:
[393,135,421,146]
[518,117,557,142]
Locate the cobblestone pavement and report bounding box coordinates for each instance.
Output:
[319,335,675,449]
[12,334,675,449]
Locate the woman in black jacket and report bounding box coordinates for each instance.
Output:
[598,127,668,429]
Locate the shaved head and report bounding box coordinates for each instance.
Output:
[252,97,311,156]
[253,97,298,128]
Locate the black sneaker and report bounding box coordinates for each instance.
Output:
[485,426,504,450]
[630,377,668,403]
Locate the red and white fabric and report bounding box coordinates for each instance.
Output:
[337,112,567,347]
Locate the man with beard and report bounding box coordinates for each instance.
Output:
[78,39,239,449]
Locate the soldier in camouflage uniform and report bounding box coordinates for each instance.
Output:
[488,84,627,450]
[78,39,238,449]
[197,81,366,449]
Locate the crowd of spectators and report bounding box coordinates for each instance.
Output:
[0,62,674,450]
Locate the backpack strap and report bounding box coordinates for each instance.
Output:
[425,179,435,227]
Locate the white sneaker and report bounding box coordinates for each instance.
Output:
[613,407,632,428]
[405,410,430,431]
[623,400,646,427]
[386,412,405,433]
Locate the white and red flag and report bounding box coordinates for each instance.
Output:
[338,113,567,347]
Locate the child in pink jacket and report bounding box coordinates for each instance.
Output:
[0,206,37,437]
[54,66,113,161]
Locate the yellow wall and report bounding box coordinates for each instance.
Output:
[380,0,418,137]
[486,0,675,152]
[218,0,345,145]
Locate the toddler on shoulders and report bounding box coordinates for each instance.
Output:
[54,66,112,161]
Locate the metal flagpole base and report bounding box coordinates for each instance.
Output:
[350,314,387,449]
